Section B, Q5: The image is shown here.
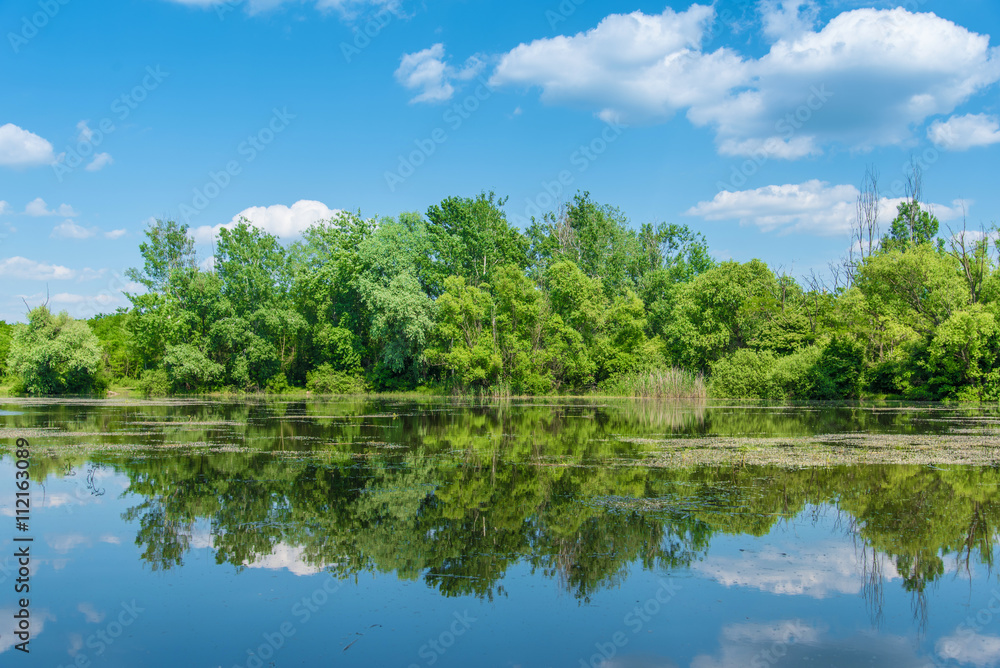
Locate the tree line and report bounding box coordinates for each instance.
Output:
[2,179,998,400]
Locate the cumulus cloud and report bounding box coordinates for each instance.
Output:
[759,0,819,41]
[395,43,485,104]
[491,5,738,122]
[491,7,1000,159]
[104,228,128,239]
[0,256,77,280]
[929,113,1000,150]
[86,152,114,172]
[0,123,57,167]
[25,197,79,217]
[687,180,966,236]
[51,220,98,239]
[192,199,341,242]
[0,201,9,215]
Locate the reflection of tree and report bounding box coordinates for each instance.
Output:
[5,398,1000,616]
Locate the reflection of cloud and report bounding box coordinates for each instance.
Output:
[0,608,50,654]
[47,534,91,553]
[937,632,1000,667]
[244,543,323,576]
[77,602,105,624]
[691,621,930,668]
[99,535,121,545]
[182,524,215,550]
[694,541,899,598]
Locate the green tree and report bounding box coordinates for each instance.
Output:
[426,276,501,389]
[880,200,943,253]
[8,306,105,394]
[423,192,528,296]
[664,260,780,371]
[125,219,197,294]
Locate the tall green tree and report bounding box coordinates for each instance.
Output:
[125,219,197,294]
[423,192,528,296]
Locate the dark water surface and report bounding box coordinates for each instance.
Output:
[2,398,1000,667]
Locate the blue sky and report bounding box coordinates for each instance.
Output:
[1,0,999,322]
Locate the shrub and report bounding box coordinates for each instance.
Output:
[264,372,292,394]
[710,349,780,399]
[135,368,171,396]
[8,307,105,395]
[306,364,367,394]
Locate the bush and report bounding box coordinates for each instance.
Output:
[816,336,866,399]
[163,344,223,392]
[135,368,171,396]
[771,345,831,399]
[710,349,780,399]
[306,364,367,394]
[8,307,105,395]
[264,372,292,394]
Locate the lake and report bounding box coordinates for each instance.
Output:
[2,398,1000,667]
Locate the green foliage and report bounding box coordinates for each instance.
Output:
[135,368,171,396]
[423,192,527,296]
[163,343,224,392]
[0,320,13,377]
[665,260,780,371]
[13,184,992,401]
[815,336,866,399]
[8,307,106,395]
[306,364,367,394]
[426,276,501,390]
[125,218,197,293]
[710,349,781,399]
[880,200,942,253]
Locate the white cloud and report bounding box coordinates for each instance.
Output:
[51,220,98,239]
[85,152,114,172]
[0,123,57,167]
[491,5,739,122]
[104,228,128,240]
[759,0,819,41]
[49,292,120,307]
[0,201,9,215]
[937,632,1000,667]
[395,43,485,104]
[192,199,341,242]
[0,257,76,280]
[491,7,1000,158]
[687,180,966,236]
[929,113,1000,150]
[25,197,79,217]
[76,120,94,142]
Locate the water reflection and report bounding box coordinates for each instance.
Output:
[3,399,1000,639]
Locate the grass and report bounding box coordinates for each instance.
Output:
[597,368,707,399]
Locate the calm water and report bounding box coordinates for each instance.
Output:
[2,398,1000,667]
